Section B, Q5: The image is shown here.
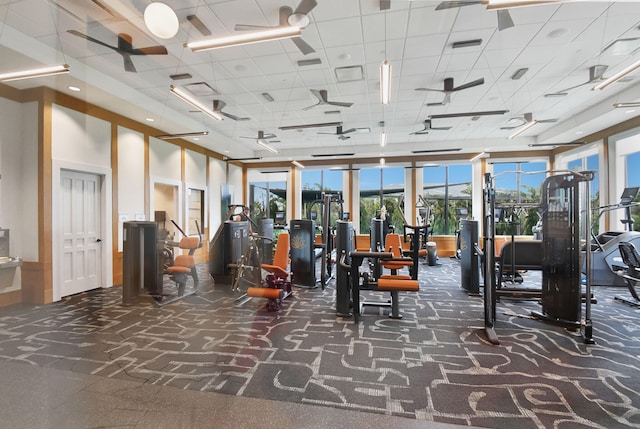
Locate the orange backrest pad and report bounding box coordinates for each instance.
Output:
[273,233,290,270]
[179,236,201,250]
[384,233,403,257]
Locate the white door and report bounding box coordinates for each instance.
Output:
[60,170,102,297]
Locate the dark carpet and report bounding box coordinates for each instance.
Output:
[1,258,640,428]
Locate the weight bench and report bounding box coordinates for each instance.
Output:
[615,241,640,308]
[343,251,420,322]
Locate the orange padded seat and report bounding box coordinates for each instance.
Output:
[377,277,419,292]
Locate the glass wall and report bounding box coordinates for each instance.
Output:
[248,179,286,224]
[301,169,343,223]
[492,161,547,235]
[423,164,472,235]
[359,167,404,234]
[568,154,600,234]
[626,151,640,231]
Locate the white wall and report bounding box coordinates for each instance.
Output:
[51,105,111,167]
[117,127,145,250]
[50,104,113,300]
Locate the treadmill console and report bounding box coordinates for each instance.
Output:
[620,187,639,205]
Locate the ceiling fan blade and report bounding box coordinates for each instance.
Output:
[136,45,168,55]
[342,128,357,134]
[279,6,293,26]
[302,102,320,111]
[452,77,484,91]
[496,10,514,31]
[416,87,445,92]
[294,0,318,16]
[410,129,429,135]
[291,37,315,55]
[328,101,353,108]
[123,55,136,73]
[67,30,116,51]
[432,125,452,130]
[338,134,351,140]
[222,112,250,121]
[442,93,451,104]
[589,64,608,82]
[524,112,533,122]
[234,24,275,31]
[538,119,558,123]
[310,89,324,102]
[426,100,445,107]
[213,100,226,111]
[435,1,482,10]
[263,133,277,139]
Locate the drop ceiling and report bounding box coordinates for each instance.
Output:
[2,0,640,164]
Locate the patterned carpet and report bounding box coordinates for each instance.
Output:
[1,257,640,428]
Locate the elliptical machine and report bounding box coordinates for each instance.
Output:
[585,187,640,286]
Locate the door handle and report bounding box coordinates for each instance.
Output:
[96,239,102,243]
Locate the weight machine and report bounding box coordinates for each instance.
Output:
[482,170,595,345]
[307,192,344,288]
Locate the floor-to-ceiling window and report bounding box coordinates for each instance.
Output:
[492,161,547,236]
[301,169,344,223]
[626,151,640,231]
[248,172,287,227]
[567,153,600,234]
[359,166,404,234]
[423,164,472,235]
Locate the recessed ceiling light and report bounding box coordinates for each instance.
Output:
[626,109,636,114]
[547,28,569,39]
[68,86,80,92]
[193,137,199,141]
[576,131,584,135]
[146,118,155,122]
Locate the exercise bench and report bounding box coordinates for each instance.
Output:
[341,250,419,322]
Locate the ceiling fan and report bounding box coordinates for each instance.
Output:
[544,65,608,97]
[435,1,514,31]
[234,0,318,55]
[240,130,276,141]
[416,77,485,106]
[67,30,167,73]
[318,126,356,140]
[213,100,250,121]
[500,112,557,130]
[303,89,354,111]
[410,119,452,135]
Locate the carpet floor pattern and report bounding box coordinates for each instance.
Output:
[1,258,640,428]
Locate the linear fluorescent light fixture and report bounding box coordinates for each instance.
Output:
[170,85,223,120]
[256,139,278,153]
[470,151,487,162]
[186,26,301,52]
[508,120,538,139]
[311,153,355,158]
[292,160,305,168]
[511,68,528,80]
[412,148,462,154]
[0,64,70,82]
[614,102,640,108]
[528,142,585,147]
[593,58,640,90]
[156,131,209,140]
[430,110,508,119]
[485,0,561,11]
[380,60,391,104]
[380,131,387,147]
[452,39,482,49]
[279,121,342,131]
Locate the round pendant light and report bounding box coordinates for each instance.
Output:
[144,2,179,39]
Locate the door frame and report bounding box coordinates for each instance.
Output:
[52,160,113,302]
